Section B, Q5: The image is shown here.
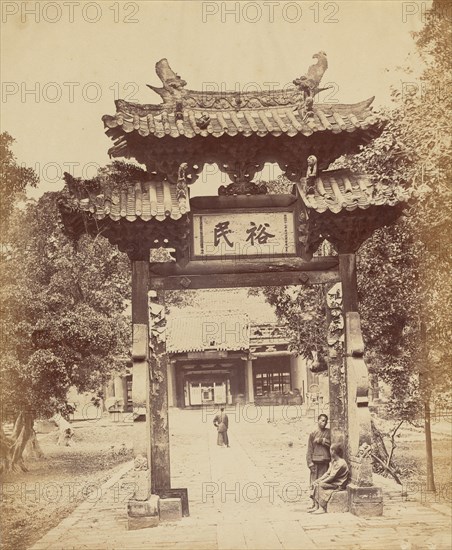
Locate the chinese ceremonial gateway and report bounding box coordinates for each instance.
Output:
[59,54,409,526]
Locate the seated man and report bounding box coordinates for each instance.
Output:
[309,443,349,514]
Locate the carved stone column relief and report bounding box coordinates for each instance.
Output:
[325,282,346,447]
[148,290,171,493]
[129,260,152,505]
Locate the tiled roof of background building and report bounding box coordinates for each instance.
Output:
[166,311,249,353]
[169,290,278,325]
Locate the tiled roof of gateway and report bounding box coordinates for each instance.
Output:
[103,96,379,140]
[61,168,408,228]
[102,57,383,143]
[65,180,189,222]
[167,311,249,353]
[297,169,410,214]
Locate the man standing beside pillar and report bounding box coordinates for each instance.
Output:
[306,414,331,512]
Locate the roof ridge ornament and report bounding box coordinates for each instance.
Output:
[145,54,331,109]
[146,58,187,104]
[293,51,331,98]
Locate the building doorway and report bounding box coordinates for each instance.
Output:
[185,379,230,406]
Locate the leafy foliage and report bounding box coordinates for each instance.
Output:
[0,191,131,420]
[251,2,452,420]
[250,284,328,366]
[0,132,38,234]
[341,0,452,419]
[63,160,148,194]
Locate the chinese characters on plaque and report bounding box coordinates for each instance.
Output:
[192,212,296,259]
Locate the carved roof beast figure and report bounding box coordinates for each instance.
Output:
[147,58,187,103]
[293,51,330,98]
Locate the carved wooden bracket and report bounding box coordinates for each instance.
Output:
[302,205,405,257]
[145,156,205,185]
[218,179,267,196]
[148,292,167,349]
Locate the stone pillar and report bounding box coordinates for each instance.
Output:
[245,359,254,403]
[131,261,151,467]
[105,378,115,406]
[290,354,305,400]
[114,376,126,411]
[148,289,171,493]
[127,260,159,530]
[325,282,346,447]
[168,361,176,408]
[121,376,129,411]
[339,253,383,516]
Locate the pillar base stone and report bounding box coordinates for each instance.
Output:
[159,497,183,522]
[127,494,185,529]
[348,484,383,517]
[127,494,160,530]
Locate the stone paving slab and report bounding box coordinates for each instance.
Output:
[271,519,317,550]
[241,521,284,550]
[30,409,452,550]
[217,523,247,550]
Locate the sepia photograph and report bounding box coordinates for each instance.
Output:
[1,1,451,549]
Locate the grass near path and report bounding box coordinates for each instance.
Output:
[0,416,134,550]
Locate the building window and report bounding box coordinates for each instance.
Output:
[254,371,290,396]
[126,375,133,412]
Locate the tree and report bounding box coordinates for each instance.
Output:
[0,186,131,472]
[249,283,328,367]
[0,156,199,472]
[338,0,452,488]
[0,132,38,236]
[251,3,451,485]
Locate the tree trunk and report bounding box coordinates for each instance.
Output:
[0,411,39,473]
[23,430,45,459]
[419,322,436,492]
[369,371,380,401]
[0,425,13,473]
[424,400,436,492]
[371,419,403,484]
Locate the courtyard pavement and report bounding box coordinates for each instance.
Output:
[31,407,451,550]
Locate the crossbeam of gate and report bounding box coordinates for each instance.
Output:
[150,257,340,290]
[150,269,340,290]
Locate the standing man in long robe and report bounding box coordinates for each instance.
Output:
[213,407,229,447]
[306,413,331,511]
